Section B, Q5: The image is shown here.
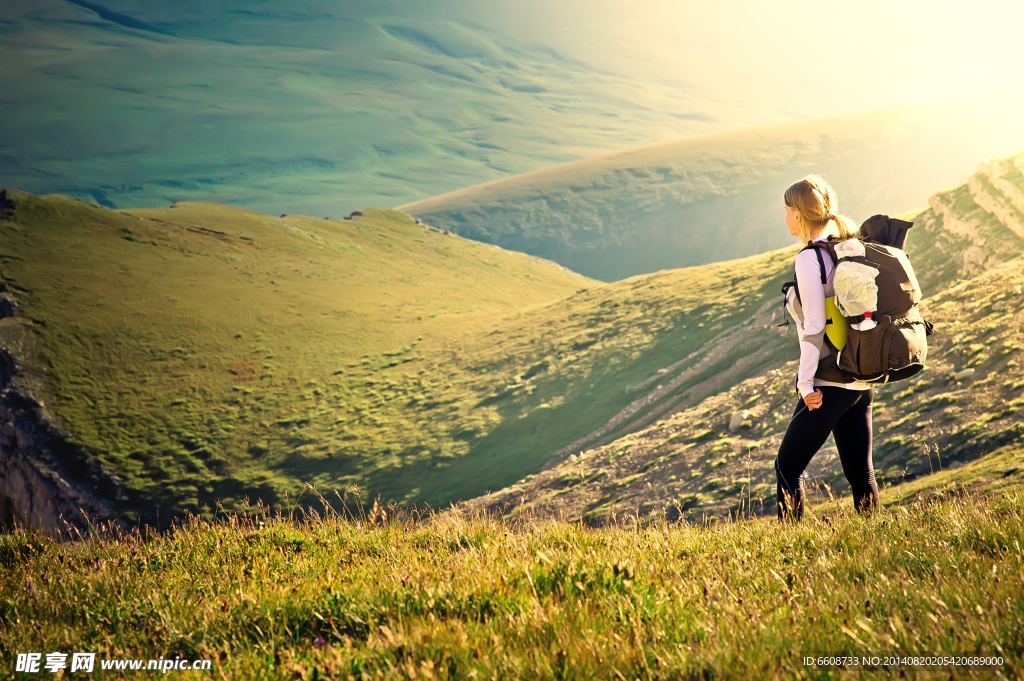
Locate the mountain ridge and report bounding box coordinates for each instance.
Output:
[400,93,1024,281]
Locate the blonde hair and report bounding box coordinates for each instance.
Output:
[784,174,858,244]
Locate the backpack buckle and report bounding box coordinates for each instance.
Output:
[778,281,795,327]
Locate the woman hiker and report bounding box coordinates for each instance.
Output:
[775,175,880,521]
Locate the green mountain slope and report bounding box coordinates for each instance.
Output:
[0,189,798,527]
[400,95,1024,281]
[459,152,1024,523]
[1,188,818,528]
[0,192,596,525]
[3,151,1024,531]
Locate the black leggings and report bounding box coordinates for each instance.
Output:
[774,386,879,520]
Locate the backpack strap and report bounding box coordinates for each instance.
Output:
[794,241,835,302]
[812,246,827,285]
[802,239,839,269]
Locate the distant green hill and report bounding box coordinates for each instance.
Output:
[400,95,1024,281]
[4,2,1024,223]
[0,0,804,215]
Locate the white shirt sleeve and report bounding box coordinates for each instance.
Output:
[794,248,829,398]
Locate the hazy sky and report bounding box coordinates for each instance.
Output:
[478,0,1024,118]
[14,0,1023,118]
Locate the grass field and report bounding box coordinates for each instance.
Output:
[1,482,1020,679]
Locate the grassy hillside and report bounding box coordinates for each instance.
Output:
[0,189,800,526]
[400,94,1024,281]
[1,489,1021,679]
[460,247,1024,524]
[3,152,1024,529]
[0,191,596,524]
[460,152,1024,523]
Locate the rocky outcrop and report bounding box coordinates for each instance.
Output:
[928,193,986,243]
[980,155,1024,214]
[0,189,14,219]
[927,189,1009,281]
[0,250,129,540]
[971,158,1024,239]
[0,380,130,538]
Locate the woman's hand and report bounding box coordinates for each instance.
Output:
[804,388,823,411]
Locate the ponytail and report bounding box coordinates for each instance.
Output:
[830,214,858,240]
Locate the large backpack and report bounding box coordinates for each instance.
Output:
[785,214,934,384]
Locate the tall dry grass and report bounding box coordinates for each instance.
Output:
[2,486,1021,679]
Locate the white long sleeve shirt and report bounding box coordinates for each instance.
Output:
[785,238,871,397]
